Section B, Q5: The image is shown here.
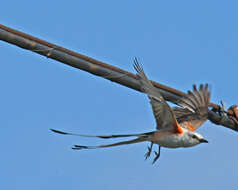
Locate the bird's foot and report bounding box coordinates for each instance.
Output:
[152,147,161,164]
[144,146,153,160]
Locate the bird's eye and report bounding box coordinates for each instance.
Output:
[192,135,197,139]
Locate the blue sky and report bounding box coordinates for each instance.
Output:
[1,1,238,189]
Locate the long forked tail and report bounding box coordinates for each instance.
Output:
[72,136,147,150]
[50,128,153,139]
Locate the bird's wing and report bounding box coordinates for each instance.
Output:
[133,59,183,133]
[173,84,211,131]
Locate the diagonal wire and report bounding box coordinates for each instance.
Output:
[0,24,237,131]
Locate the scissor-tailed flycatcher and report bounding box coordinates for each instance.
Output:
[51,59,210,164]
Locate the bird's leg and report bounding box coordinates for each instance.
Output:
[144,142,154,160]
[152,146,161,164]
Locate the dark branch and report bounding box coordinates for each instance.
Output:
[0,24,238,132]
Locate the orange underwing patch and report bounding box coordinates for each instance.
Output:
[183,122,195,132]
[174,123,184,134]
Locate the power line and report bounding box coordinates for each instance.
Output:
[0,24,237,131]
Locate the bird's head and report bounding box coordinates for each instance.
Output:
[183,130,208,147]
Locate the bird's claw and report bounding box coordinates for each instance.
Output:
[144,146,152,160]
[152,147,161,164]
[152,154,160,165]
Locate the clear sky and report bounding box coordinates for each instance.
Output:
[1,1,238,190]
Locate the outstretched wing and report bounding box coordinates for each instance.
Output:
[173,84,211,131]
[134,59,182,133]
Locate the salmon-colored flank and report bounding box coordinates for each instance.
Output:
[174,123,184,134]
[183,122,195,132]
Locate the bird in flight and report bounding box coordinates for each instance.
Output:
[51,58,211,164]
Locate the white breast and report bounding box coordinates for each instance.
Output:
[152,133,197,148]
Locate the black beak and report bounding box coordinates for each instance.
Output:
[200,139,208,143]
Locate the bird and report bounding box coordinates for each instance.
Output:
[51,58,211,164]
